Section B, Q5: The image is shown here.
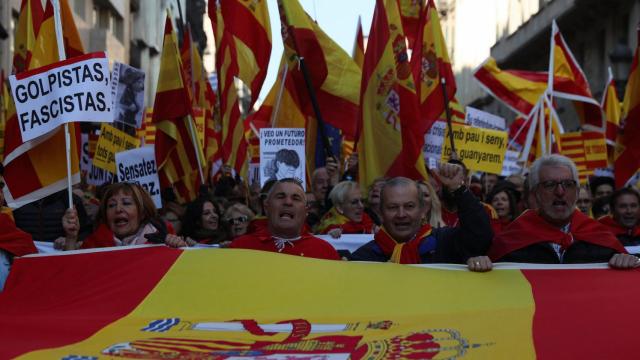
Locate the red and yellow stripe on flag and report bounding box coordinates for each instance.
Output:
[398,0,422,50]
[278,0,361,141]
[3,248,640,358]
[615,26,640,188]
[3,0,83,208]
[358,0,428,189]
[473,57,549,117]
[153,14,201,202]
[209,0,271,176]
[601,69,620,164]
[559,131,608,183]
[411,0,456,135]
[550,20,603,130]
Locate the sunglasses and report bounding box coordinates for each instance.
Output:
[225,216,248,225]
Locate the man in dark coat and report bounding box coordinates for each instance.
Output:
[351,163,493,272]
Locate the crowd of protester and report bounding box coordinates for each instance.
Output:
[2,152,640,291]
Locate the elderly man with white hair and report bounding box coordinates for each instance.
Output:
[489,154,637,269]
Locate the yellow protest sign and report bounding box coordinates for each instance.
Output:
[93,123,141,173]
[441,123,508,174]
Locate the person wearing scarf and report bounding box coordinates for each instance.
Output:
[314,181,375,237]
[489,155,636,268]
[350,163,493,272]
[598,188,640,247]
[62,183,186,250]
[230,179,340,260]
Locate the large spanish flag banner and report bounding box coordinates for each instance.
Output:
[2,247,640,359]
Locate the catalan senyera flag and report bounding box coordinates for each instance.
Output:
[601,68,621,163]
[358,0,428,189]
[614,26,640,188]
[352,16,365,69]
[411,0,456,134]
[2,0,82,209]
[153,14,201,203]
[550,20,603,130]
[558,131,608,183]
[278,0,361,141]
[209,0,271,176]
[3,247,640,359]
[473,57,549,117]
[398,0,422,50]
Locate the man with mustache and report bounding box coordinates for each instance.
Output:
[489,154,638,268]
[230,178,340,260]
[351,163,494,272]
[598,188,640,247]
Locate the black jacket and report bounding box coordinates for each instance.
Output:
[498,241,617,264]
[351,187,493,263]
[13,190,91,242]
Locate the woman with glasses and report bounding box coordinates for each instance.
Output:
[223,203,255,240]
[314,181,374,238]
[181,196,228,246]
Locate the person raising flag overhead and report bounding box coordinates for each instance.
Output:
[358,0,428,189]
[209,0,271,177]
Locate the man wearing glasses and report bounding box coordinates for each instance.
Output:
[489,154,638,268]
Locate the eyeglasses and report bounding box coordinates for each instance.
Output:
[225,216,248,225]
[539,179,577,192]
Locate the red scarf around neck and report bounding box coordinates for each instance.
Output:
[489,209,626,261]
[374,224,433,264]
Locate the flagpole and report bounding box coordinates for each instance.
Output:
[186,115,205,185]
[52,0,74,209]
[440,77,457,155]
[296,56,334,159]
[270,61,289,127]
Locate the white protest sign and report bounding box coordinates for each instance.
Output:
[259,128,306,190]
[501,150,522,176]
[465,106,506,131]
[9,52,113,142]
[111,62,145,129]
[423,120,447,161]
[115,146,162,209]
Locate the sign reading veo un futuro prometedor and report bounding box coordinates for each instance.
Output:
[115,146,162,208]
[9,52,113,142]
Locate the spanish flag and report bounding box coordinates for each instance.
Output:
[411,0,456,134]
[209,0,271,176]
[398,0,422,50]
[358,0,428,189]
[278,0,361,140]
[614,25,640,188]
[550,20,603,130]
[473,57,548,117]
[2,247,640,359]
[3,0,82,208]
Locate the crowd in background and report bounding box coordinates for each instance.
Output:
[1,152,640,290]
